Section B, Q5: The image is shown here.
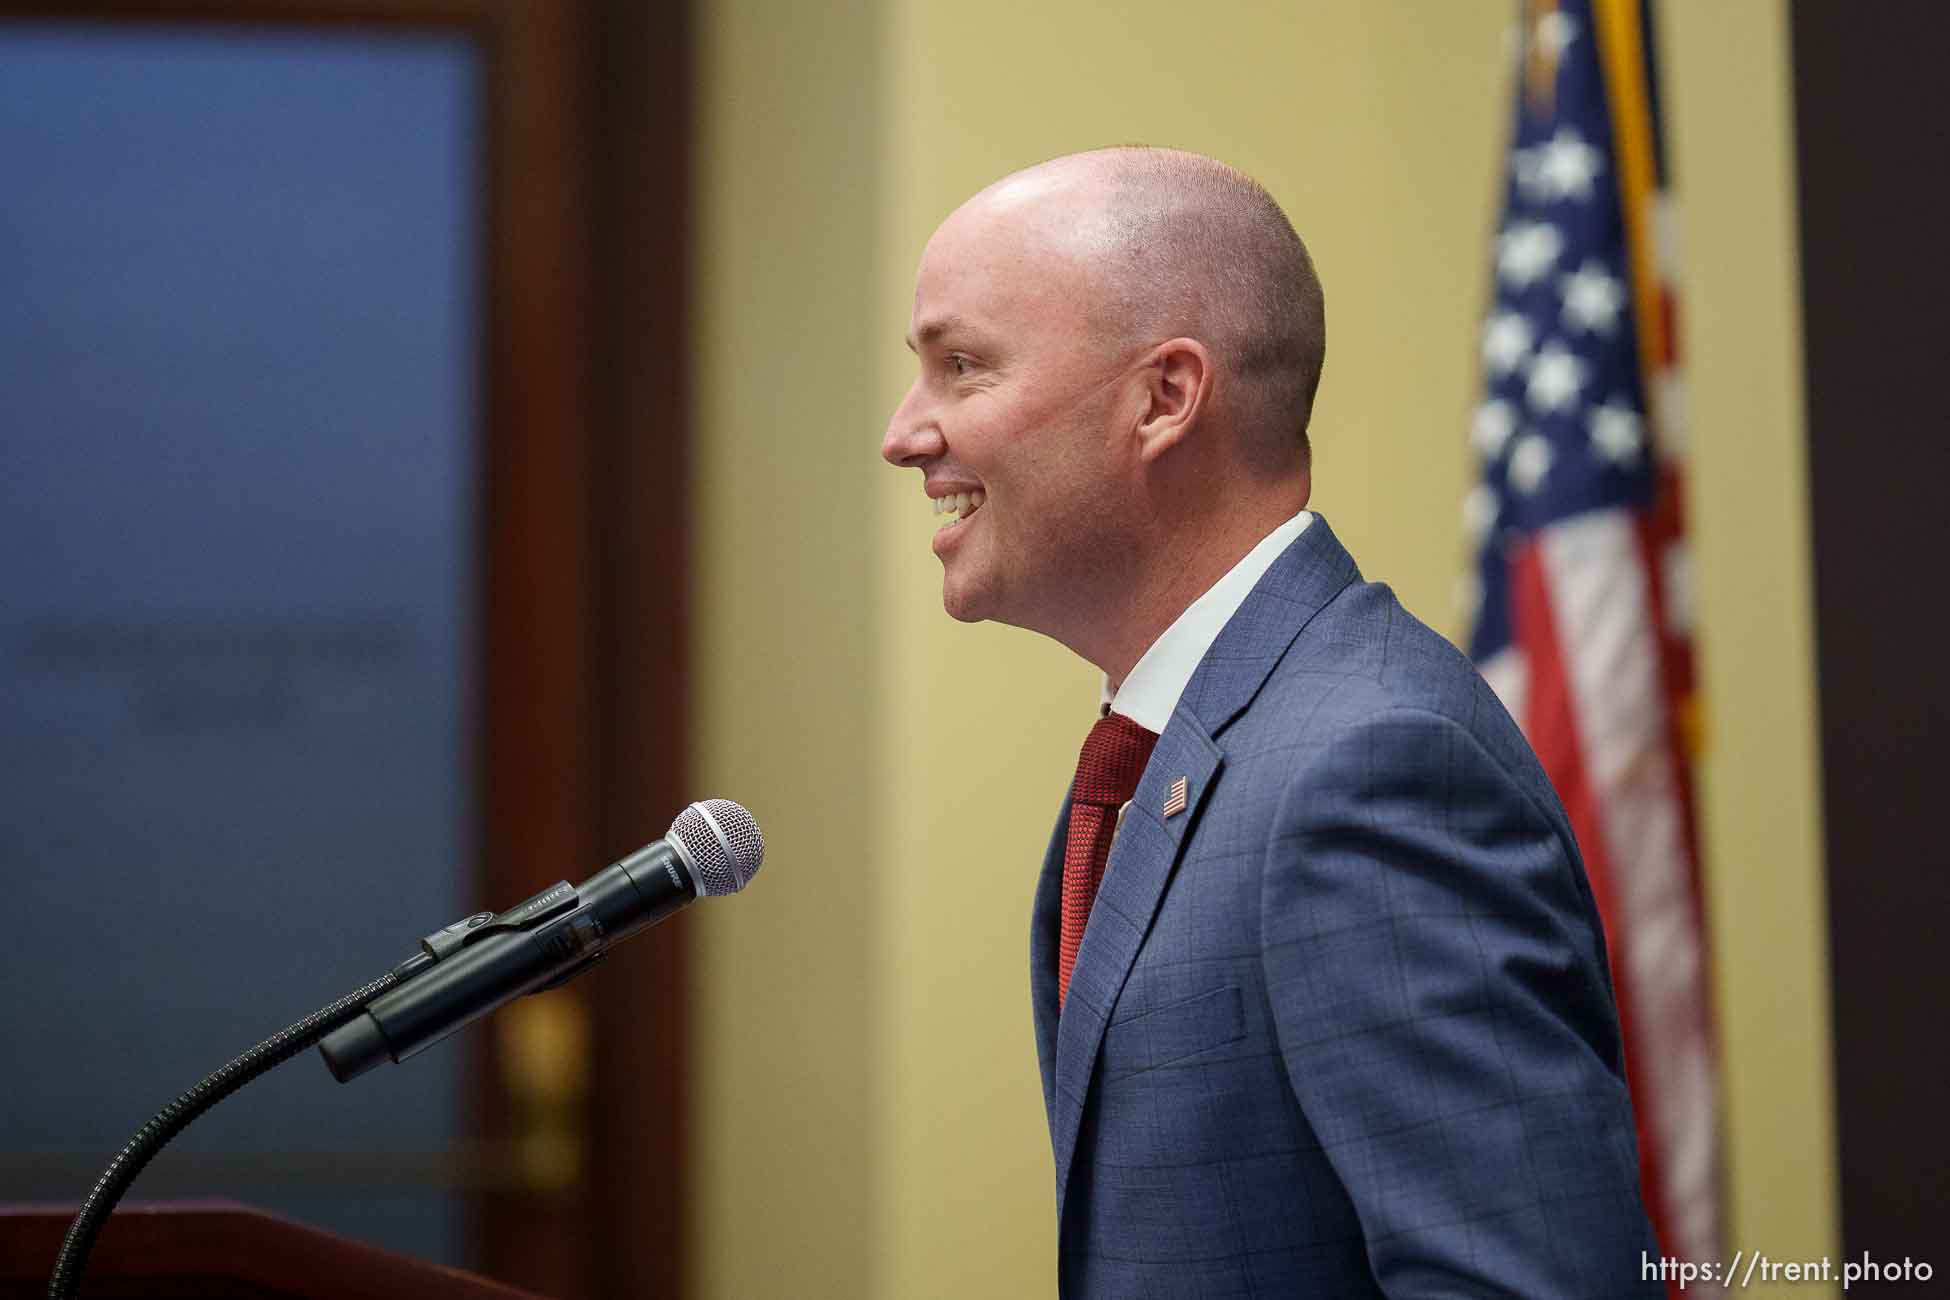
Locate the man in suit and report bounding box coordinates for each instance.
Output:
[882,147,1661,1297]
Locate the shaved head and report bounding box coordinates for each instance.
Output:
[962,147,1326,472]
[884,147,1323,676]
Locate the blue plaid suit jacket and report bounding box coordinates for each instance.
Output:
[1030,517,1661,1298]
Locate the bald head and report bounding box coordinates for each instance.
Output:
[885,148,1323,671]
[958,147,1326,472]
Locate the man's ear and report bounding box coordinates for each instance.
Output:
[1134,338,1213,463]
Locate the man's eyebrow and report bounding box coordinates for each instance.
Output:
[905,314,967,353]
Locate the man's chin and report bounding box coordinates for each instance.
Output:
[938,564,998,625]
[940,583,987,624]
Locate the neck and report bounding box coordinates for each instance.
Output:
[1062,485,1307,686]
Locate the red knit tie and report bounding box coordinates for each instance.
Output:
[1058,711,1159,1008]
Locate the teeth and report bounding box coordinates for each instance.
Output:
[927,489,985,528]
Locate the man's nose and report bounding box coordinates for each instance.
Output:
[881,386,946,467]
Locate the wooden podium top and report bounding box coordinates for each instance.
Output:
[0,1201,552,1300]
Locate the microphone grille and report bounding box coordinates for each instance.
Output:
[669,799,764,897]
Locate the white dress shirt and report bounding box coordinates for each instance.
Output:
[1102,510,1314,733]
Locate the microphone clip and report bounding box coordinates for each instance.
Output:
[388,879,581,983]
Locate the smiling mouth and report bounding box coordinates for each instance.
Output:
[932,490,986,530]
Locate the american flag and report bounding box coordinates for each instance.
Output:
[1464,0,1720,1287]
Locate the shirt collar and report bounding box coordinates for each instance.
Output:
[1102,510,1313,733]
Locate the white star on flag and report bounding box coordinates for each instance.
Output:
[1525,342,1587,413]
[1589,400,1645,463]
[1507,433,1554,494]
[1561,260,1626,333]
[1497,222,1564,289]
[1472,399,1518,459]
[1481,313,1534,375]
[1536,126,1604,201]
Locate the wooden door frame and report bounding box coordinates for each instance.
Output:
[0,4,692,1295]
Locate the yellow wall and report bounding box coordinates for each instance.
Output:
[690,0,882,1291]
[691,2,1835,1296]
[1663,3,1838,1284]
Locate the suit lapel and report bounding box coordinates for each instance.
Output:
[1175,513,1361,738]
[1043,515,1363,1215]
[1049,718,1221,1208]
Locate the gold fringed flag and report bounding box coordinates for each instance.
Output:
[1464,1,1720,1289]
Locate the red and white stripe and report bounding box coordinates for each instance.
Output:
[1484,504,1721,1272]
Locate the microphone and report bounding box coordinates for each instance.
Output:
[318,799,763,1082]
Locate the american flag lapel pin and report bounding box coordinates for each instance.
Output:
[1162,776,1189,818]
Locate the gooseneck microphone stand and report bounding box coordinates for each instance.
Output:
[43,972,401,1299]
[46,799,765,1298]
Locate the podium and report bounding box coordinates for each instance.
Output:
[0,1201,549,1300]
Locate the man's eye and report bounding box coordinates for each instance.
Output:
[945,354,971,377]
